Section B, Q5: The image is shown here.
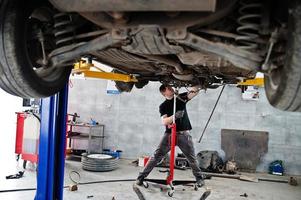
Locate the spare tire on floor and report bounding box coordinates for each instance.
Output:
[81,153,119,172]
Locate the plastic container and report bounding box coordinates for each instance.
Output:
[102,149,122,158]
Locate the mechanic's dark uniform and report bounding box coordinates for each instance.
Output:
[137,92,203,181]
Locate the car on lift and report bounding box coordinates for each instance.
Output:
[0,0,300,111]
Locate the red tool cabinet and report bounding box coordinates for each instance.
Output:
[15,112,39,166]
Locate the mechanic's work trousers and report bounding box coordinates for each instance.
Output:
[138,131,202,180]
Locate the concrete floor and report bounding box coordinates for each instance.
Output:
[0,159,300,200]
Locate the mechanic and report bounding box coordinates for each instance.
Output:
[136,84,206,187]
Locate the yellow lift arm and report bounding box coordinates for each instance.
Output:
[73,60,263,86]
[238,78,264,87]
[72,60,138,83]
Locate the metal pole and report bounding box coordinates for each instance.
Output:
[56,84,69,199]
[36,95,56,200]
[172,88,177,124]
[88,126,92,154]
[36,84,69,200]
[198,85,225,143]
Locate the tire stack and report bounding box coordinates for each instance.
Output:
[81,153,119,172]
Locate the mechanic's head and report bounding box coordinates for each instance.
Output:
[159,84,174,100]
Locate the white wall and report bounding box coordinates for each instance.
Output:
[0,89,23,176]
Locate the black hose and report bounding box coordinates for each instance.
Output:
[0,188,36,193]
[78,179,135,186]
[24,110,41,122]
[0,178,136,193]
[31,113,41,122]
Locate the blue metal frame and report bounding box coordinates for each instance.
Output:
[36,84,69,200]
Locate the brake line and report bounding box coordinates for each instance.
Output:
[198,85,225,143]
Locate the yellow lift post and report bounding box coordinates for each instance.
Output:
[72,60,138,83]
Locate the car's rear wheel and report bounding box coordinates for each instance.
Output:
[0,0,71,98]
[264,0,301,112]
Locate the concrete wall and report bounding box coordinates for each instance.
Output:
[68,79,301,175]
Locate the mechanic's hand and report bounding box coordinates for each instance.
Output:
[190,85,202,92]
[174,110,185,119]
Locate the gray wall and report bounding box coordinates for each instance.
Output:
[68,79,301,175]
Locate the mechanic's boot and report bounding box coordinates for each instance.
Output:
[196,174,212,187]
[135,179,144,186]
[196,177,205,188]
[203,174,212,180]
[135,174,145,186]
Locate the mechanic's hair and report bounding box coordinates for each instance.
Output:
[159,84,171,93]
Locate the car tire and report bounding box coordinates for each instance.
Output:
[81,153,119,172]
[0,0,71,98]
[264,0,301,111]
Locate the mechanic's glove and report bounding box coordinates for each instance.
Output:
[174,110,185,119]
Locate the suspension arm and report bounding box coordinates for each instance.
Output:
[49,33,122,67]
[174,33,263,71]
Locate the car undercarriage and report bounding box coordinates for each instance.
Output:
[1,0,301,111]
[47,0,265,89]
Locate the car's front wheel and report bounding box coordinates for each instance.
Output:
[0,0,71,98]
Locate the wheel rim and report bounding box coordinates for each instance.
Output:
[87,154,113,159]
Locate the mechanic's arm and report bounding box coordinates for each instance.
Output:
[187,85,201,100]
[161,110,184,125]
